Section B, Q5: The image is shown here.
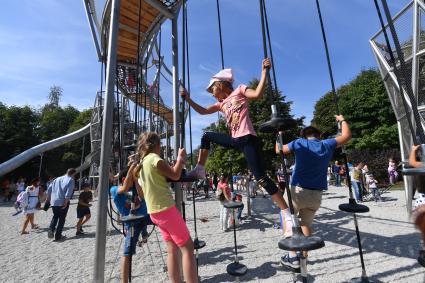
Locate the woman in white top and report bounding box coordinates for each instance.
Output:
[21,178,40,234]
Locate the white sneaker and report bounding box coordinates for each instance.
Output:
[187,165,206,179]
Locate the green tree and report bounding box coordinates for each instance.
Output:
[0,104,41,179]
[47,85,62,109]
[312,69,398,149]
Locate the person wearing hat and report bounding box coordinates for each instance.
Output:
[276,116,351,270]
[181,58,291,226]
[75,182,93,236]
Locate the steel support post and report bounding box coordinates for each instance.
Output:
[171,17,182,213]
[93,0,121,281]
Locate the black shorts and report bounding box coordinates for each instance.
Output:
[77,207,91,219]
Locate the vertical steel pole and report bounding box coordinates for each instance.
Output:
[412,0,419,100]
[172,17,182,213]
[93,0,121,281]
[79,135,86,192]
[38,153,43,178]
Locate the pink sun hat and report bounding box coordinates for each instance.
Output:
[206,68,234,93]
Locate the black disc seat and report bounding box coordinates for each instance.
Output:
[120,214,146,223]
[227,262,248,277]
[259,117,298,133]
[339,198,369,213]
[278,227,325,251]
[224,201,244,209]
[402,167,425,176]
[194,238,206,250]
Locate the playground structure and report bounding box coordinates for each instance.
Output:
[370,0,425,214]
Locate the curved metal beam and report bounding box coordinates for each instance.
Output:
[0,124,90,177]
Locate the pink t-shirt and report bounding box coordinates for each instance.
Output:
[215,84,257,138]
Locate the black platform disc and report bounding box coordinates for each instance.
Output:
[120,214,146,224]
[278,232,325,251]
[259,117,298,133]
[194,239,206,250]
[224,201,244,209]
[226,262,248,277]
[348,276,375,283]
[166,174,199,183]
[339,202,369,213]
[123,144,137,150]
[402,168,425,176]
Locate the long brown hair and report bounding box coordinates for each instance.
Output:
[136,132,160,178]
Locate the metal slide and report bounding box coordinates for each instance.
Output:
[0,124,91,177]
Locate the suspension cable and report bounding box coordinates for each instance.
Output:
[262,0,280,104]
[258,0,274,106]
[216,0,225,69]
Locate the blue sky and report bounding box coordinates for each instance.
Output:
[0,0,410,149]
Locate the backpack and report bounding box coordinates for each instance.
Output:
[14,191,29,210]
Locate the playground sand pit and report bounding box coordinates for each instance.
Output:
[0,185,423,282]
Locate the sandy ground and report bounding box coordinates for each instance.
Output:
[0,185,424,283]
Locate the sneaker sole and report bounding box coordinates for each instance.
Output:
[280,260,300,273]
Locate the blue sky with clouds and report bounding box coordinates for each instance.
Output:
[0,0,410,149]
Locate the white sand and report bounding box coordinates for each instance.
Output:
[0,185,423,282]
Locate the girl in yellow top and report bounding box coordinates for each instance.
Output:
[137,132,197,283]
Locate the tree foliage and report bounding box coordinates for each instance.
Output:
[0,86,92,181]
[312,69,398,149]
[204,79,304,175]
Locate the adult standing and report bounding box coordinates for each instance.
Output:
[46,168,76,241]
[20,178,41,234]
[332,161,341,186]
[276,115,351,270]
[212,172,219,193]
[351,163,364,202]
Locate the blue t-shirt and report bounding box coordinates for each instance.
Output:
[110,186,148,217]
[288,138,337,190]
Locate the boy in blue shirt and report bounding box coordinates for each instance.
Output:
[110,162,150,283]
[276,115,351,271]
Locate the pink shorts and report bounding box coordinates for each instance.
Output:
[150,205,190,247]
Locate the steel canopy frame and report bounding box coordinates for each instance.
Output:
[370,0,425,214]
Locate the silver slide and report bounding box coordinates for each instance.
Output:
[0,124,91,177]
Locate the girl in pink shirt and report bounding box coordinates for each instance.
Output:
[181,59,290,218]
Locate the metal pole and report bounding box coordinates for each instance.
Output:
[412,0,419,101]
[38,153,43,178]
[79,136,86,192]
[93,0,121,281]
[172,16,182,213]
[83,0,102,61]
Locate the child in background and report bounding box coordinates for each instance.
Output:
[367,174,382,202]
[111,162,149,283]
[76,183,93,235]
[217,174,232,231]
[180,59,291,233]
[137,132,197,283]
[233,192,243,227]
[388,158,398,184]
